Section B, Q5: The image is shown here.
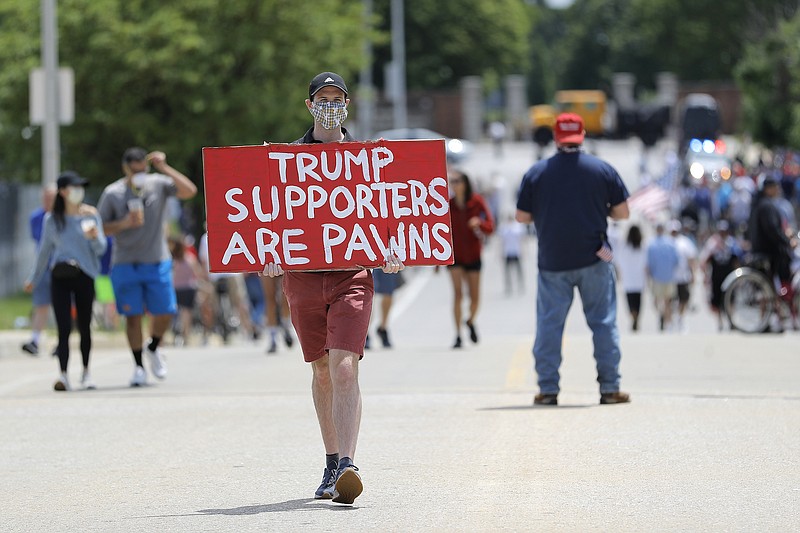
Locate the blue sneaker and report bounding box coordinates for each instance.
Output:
[314,467,336,499]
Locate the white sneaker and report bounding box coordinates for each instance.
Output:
[53,373,70,392]
[81,370,96,390]
[146,346,168,379]
[130,366,147,387]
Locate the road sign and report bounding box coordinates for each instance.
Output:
[29,67,74,126]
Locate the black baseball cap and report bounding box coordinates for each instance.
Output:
[122,147,148,164]
[56,170,89,189]
[308,72,348,99]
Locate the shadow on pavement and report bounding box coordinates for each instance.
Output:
[195,498,359,515]
[478,404,595,411]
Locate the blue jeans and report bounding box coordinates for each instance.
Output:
[534,260,622,395]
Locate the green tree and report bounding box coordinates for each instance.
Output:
[0,0,370,185]
[735,11,800,148]
[372,0,531,90]
[526,2,566,104]
[525,0,799,101]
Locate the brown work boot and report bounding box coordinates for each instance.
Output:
[600,391,631,405]
[533,393,558,406]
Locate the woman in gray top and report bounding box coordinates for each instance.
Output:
[24,171,107,392]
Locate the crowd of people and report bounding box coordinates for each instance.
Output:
[613,153,800,333]
[12,68,800,508]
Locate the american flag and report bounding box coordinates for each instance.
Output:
[627,183,671,222]
[596,242,614,262]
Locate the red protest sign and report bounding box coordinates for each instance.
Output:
[202,139,454,272]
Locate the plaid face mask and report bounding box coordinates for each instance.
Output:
[309,101,348,130]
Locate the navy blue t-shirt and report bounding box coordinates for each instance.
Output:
[517,150,629,272]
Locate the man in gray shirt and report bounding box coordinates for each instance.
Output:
[97,147,197,386]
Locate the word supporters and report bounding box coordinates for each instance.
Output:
[202,140,454,272]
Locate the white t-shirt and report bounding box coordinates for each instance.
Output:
[614,243,647,293]
[499,221,526,258]
[673,234,698,284]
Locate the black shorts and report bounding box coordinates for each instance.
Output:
[448,259,482,272]
[175,288,197,309]
[676,283,690,304]
[625,292,641,313]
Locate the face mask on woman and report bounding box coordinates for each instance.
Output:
[66,186,85,205]
[309,101,348,130]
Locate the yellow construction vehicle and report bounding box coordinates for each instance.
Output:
[530,90,608,145]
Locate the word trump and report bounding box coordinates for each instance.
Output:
[202,140,454,272]
[268,145,394,183]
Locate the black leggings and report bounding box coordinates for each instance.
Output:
[51,271,95,372]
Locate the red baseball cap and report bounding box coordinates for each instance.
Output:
[554,113,585,145]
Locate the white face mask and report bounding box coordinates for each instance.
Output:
[66,187,85,205]
[309,101,348,130]
[131,172,147,189]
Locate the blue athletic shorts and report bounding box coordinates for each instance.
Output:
[110,260,177,316]
[32,274,52,306]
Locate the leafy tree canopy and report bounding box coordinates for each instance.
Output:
[0,0,368,184]
[735,10,800,148]
[372,0,531,91]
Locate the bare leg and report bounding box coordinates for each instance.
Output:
[126,314,144,350]
[465,271,481,323]
[328,349,362,459]
[311,355,339,454]
[662,299,673,330]
[449,268,464,335]
[261,276,279,329]
[150,314,173,339]
[180,308,192,341]
[379,294,393,330]
[31,305,50,336]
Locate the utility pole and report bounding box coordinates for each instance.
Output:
[41,0,60,186]
[358,0,374,139]
[390,0,407,129]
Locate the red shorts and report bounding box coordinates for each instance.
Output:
[282,270,374,362]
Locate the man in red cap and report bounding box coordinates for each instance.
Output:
[516,113,631,406]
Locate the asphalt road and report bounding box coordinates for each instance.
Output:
[1,139,798,532]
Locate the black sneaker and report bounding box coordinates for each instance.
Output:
[282,327,294,348]
[465,321,479,343]
[533,393,558,406]
[332,465,363,504]
[452,336,462,349]
[21,341,39,356]
[314,467,337,500]
[376,327,391,348]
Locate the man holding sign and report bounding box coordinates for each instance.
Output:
[262,72,403,505]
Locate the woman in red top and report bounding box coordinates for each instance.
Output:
[447,170,495,348]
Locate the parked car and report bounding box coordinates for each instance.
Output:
[373,128,472,163]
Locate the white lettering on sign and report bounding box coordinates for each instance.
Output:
[221,221,452,267]
[222,179,449,223]
[269,147,396,184]
[211,143,453,270]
